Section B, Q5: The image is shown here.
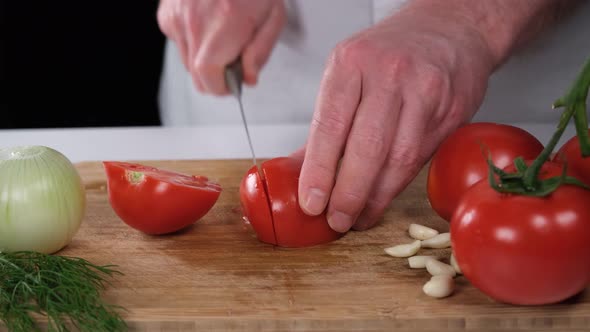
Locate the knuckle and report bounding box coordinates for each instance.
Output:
[332,190,365,215]
[331,38,368,67]
[420,65,448,95]
[365,195,392,216]
[383,53,413,77]
[217,0,237,16]
[387,143,425,170]
[193,61,207,75]
[156,8,174,35]
[156,6,166,24]
[302,159,336,190]
[311,106,349,137]
[416,66,450,114]
[349,130,387,161]
[445,102,469,125]
[432,95,470,128]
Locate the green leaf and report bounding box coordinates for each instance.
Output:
[563,176,590,190]
[513,157,528,173]
[534,176,563,197]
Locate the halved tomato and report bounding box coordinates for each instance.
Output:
[240,157,344,247]
[103,161,221,235]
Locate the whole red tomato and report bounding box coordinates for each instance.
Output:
[240,157,344,247]
[451,161,590,305]
[427,122,544,221]
[103,161,221,235]
[554,129,590,186]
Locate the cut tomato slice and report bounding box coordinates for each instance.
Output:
[239,166,277,245]
[104,161,221,235]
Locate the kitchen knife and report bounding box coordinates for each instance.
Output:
[224,58,259,168]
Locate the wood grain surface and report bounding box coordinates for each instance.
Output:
[45,160,590,331]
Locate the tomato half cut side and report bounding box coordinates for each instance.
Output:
[239,165,277,245]
[103,161,222,235]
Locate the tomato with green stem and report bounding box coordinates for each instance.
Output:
[103,161,221,235]
[240,157,344,247]
[451,161,590,305]
[427,122,544,221]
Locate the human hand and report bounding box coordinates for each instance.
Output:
[157,0,286,94]
[295,3,497,233]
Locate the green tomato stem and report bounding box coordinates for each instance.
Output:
[574,102,590,156]
[522,57,590,188]
[522,103,575,187]
[127,171,145,184]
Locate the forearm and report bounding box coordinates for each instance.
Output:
[404,0,580,69]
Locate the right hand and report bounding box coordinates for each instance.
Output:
[157,0,286,95]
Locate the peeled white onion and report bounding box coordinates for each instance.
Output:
[0,146,86,254]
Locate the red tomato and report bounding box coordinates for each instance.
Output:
[451,161,590,305]
[103,161,221,235]
[239,157,344,247]
[427,122,544,221]
[554,129,590,186]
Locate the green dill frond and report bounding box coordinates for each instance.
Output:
[0,251,126,332]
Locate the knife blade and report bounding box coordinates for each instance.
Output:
[224,58,258,168]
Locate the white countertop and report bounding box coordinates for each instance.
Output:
[0,123,577,162]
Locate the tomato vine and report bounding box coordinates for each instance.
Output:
[488,56,590,196]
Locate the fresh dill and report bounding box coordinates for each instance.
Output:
[0,251,126,332]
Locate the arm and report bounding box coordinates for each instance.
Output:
[407,0,581,68]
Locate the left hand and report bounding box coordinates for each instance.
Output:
[157,0,286,95]
[293,4,496,233]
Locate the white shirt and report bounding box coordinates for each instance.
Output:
[158,0,590,127]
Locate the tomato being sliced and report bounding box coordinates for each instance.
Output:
[239,167,277,245]
[554,129,590,186]
[427,122,544,222]
[451,161,590,305]
[240,157,344,247]
[103,161,221,235]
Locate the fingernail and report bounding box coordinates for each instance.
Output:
[302,188,327,215]
[328,211,353,233]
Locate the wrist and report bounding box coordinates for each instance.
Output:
[404,0,562,68]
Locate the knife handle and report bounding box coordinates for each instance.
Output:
[224,57,243,98]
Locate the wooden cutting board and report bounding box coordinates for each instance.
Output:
[53,159,590,331]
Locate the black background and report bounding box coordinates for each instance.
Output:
[1,1,166,129]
